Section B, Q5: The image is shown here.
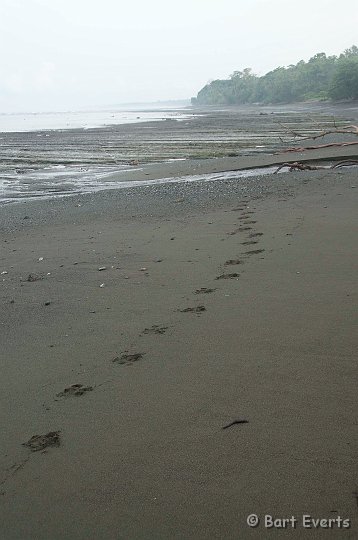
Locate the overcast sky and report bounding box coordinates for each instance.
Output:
[1,0,357,112]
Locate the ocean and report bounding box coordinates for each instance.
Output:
[0,103,350,203]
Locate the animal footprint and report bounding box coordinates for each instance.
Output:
[113,353,145,365]
[179,305,206,314]
[23,431,61,452]
[244,249,265,255]
[142,325,168,335]
[215,273,240,280]
[224,259,243,266]
[195,287,216,294]
[56,384,93,398]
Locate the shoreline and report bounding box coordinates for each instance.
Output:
[1,100,357,135]
[1,101,357,204]
[0,166,357,538]
[1,144,358,206]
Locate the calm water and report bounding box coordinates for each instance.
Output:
[0,104,350,203]
[0,106,199,202]
[0,107,193,133]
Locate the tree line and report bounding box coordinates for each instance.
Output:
[192,46,358,105]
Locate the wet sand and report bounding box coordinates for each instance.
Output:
[2,101,357,202]
[0,164,357,538]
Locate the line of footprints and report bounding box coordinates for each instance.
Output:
[22,200,263,452]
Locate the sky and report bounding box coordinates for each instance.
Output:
[0,0,357,112]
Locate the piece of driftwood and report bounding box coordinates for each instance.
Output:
[274,159,358,174]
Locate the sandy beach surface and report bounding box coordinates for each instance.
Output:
[0,152,357,538]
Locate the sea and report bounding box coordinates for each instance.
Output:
[0,105,275,204]
[0,106,196,203]
[1,102,346,204]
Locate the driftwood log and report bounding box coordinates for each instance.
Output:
[274,159,358,174]
[274,119,358,171]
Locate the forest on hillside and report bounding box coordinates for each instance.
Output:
[192,46,358,105]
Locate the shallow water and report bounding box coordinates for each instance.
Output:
[0,108,195,133]
[0,104,352,203]
[0,166,279,204]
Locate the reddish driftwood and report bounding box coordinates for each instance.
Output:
[274,159,358,174]
[274,161,324,174]
[278,141,358,154]
[279,122,358,142]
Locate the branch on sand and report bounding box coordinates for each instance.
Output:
[278,141,358,154]
[276,119,358,154]
[274,159,358,174]
[274,162,324,174]
[279,123,358,142]
[274,119,358,172]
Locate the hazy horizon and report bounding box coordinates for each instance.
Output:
[0,99,192,116]
[1,0,357,113]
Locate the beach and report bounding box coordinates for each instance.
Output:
[2,102,358,202]
[0,150,357,538]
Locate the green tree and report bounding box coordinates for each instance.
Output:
[192,46,358,106]
[330,57,358,100]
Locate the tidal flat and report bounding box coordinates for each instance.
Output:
[0,103,357,539]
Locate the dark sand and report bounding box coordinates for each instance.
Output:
[1,99,358,538]
[0,158,357,538]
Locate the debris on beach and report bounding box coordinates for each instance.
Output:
[26,273,43,282]
[222,419,249,430]
[98,266,107,271]
[56,384,93,398]
[22,431,61,452]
